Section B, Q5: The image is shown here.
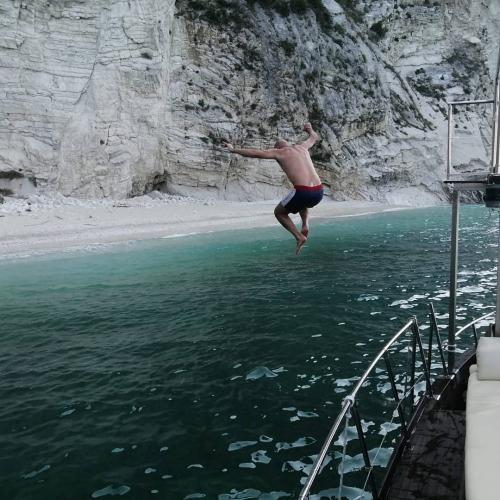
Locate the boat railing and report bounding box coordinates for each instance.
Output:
[446,46,500,180]
[298,307,495,500]
[446,98,494,181]
[454,309,495,344]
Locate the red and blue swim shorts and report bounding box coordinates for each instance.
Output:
[280,184,324,214]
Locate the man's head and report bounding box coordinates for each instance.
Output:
[274,139,289,149]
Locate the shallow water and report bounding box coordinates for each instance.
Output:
[0,206,498,499]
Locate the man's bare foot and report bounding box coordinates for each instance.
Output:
[296,234,307,255]
[301,225,309,238]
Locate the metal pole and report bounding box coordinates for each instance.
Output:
[412,318,434,398]
[410,324,417,408]
[472,324,479,347]
[429,303,448,375]
[352,404,379,499]
[448,190,460,371]
[448,99,494,106]
[493,81,500,173]
[384,353,409,441]
[496,214,500,335]
[447,104,453,179]
[427,307,434,372]
[493,48,500,173]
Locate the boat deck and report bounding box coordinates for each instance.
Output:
[384,408,466,500]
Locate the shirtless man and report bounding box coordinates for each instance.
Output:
[224,123,323,255]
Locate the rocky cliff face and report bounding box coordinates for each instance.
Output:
[0,0,498,203]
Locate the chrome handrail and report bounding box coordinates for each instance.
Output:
[455,310,495,337]
[349,319,414,399]
[298,319,413,500]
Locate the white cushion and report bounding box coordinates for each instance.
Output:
[477,337,500,380]
[466,371,500,500]
[470,364,478,375]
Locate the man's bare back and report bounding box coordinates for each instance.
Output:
[275,143,322,187]
[223,123,324,255]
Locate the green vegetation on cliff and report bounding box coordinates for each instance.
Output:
[179,0,333,34]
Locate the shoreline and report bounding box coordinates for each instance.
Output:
[0,195,423,259]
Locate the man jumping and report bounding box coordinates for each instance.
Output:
[224,123,323,255]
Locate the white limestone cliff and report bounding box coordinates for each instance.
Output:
[0,0,498,204]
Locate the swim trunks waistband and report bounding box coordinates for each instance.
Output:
[293,184,323,191]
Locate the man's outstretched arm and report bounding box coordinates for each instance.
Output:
[223,143,280,159]
[300,123,319,149]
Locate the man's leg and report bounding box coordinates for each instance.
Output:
[299,208,309,237]
[274,203,307,255]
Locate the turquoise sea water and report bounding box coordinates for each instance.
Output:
[1,206,498,500]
